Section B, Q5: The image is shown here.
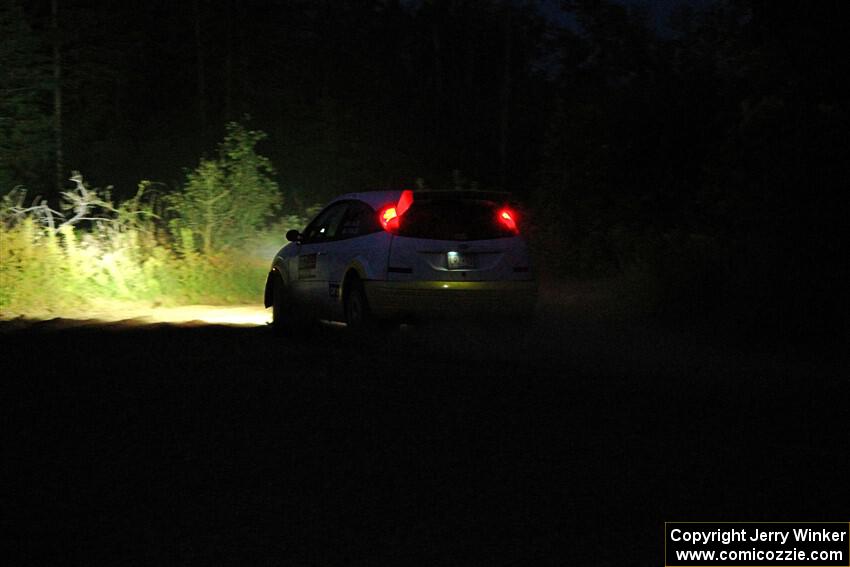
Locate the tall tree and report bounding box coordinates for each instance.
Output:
[499,3,512,189]
[193,0,207,137]
[51,0,62,193]
[224,0,234,122]
[0,0,51,191]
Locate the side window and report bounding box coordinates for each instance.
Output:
[337,200,380,239]
[301,202,350,243]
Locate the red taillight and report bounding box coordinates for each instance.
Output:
[396,189,413,216]
[378,189,414,233]
[498,208,518,233]
[380,206,399,231]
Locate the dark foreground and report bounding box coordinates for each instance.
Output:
[2,303,847,565]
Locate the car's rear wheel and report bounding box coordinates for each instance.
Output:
[271,274,294,336]
[344,279,372,331]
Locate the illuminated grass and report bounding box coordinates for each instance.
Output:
[0,220,290,320]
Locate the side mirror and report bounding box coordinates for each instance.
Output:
[286,229,301,243]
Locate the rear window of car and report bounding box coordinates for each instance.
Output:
[396,198,516,241]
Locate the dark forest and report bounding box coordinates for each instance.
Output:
[2,0,848,339]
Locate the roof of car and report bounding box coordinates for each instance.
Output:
[329,189,514,211]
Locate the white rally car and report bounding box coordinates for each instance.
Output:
[264,190,537,332]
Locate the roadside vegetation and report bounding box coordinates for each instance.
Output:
[0,123,307,318]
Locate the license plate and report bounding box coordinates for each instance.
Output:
[447,251,475,270]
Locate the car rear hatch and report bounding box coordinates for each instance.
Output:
[384,191,532,282]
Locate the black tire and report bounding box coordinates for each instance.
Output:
[271,274,293,336]
[344,279,372,331]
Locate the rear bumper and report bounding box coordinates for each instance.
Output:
[364,280,537,319]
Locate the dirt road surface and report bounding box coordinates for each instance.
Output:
[3,289,847,565]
